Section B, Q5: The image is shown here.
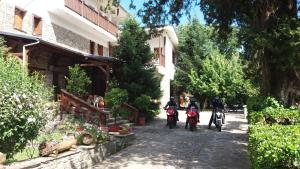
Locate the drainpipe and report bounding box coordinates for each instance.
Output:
[22,39,40,69]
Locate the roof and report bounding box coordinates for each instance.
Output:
[0,31,119,63]
[145,26,179,46]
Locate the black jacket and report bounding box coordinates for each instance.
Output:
[164,100,178,109]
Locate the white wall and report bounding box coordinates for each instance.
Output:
[148,29,177,108]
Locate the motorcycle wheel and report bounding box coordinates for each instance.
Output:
[169,122,172,129]
[189,124,194,131]
[218,124,222,132]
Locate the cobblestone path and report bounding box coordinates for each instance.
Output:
[95,110,250,169]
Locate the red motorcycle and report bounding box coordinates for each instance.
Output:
[187,107,198,131]
[166,106,177,129]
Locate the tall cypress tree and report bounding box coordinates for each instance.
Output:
[113,18,161,112]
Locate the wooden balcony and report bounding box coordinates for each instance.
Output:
[64,0,118,36]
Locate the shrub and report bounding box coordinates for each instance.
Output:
[247,96,282,113]
[133,95,159,119]
[105,88,130,121]
[248,107,300,125]
[0,39,53,157]
[249,125,300,169]
[65,64,91,96]
[134,95,151,114]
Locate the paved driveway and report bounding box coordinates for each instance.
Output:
[95,110,250,169]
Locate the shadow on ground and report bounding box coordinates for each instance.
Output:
[96,111,250,169]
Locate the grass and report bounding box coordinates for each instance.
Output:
[6,132,63,163]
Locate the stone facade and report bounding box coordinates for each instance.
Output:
[0,1,90,54]
[5,134,135,169]
[0,2,33,35]
[42,23,90,54]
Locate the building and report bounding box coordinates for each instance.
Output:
[148,26,178,108]
[0,0,129,97]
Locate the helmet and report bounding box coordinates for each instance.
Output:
[190,98,196,103]
[170,96,175,101]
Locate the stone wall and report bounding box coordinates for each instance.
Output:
[5,134,135,169]
[0,2,32,34]
[42,23,90,53]
[0,1,90,54]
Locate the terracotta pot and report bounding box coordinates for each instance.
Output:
[118,129,129,135]
[139,117,146,125]
[109,125,121,132]
[82,133,94,145]
[128,115,134,122]
[0,152,6,164]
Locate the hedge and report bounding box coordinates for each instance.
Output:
[249,124,300,169]
[248,107,300,125]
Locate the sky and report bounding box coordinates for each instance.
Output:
[120,0,206,25]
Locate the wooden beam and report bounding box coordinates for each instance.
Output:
[12,52,22,56]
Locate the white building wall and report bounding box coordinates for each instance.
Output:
[148,29,177,109]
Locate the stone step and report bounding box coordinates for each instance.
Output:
[106,119,130,127]
[120,122,135,128]
[106,117,122,123]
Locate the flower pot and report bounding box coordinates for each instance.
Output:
[76,127,84,132]
[118,129,129,135]
[139,117,146,125]
[0,152,6,164]
[128,115,134,122]
[82,133,94,145]
[109,125,121,132]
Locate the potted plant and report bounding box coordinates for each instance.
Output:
[105,88,129,126]
[134,95,152,125]
[65,64,91,97]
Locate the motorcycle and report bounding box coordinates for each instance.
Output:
[166,106,177,129]
[186,107,198,131]
[213,108,225,132]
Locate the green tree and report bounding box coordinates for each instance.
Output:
[0,37,53,157]
[113,18,161,118]
[189,51,257,104]
[125,0,300,106]
[65,64,91,96]
[174,19,254,105]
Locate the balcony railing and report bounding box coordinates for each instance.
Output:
[64,0,118,36]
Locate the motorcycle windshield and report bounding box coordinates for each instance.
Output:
[188,111,197,117]
[166,108,175,115]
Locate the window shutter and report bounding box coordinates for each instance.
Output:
[90,41,95,54]
[33,17,42,35]
[97,44,103,56]
[109,43,113,56]
[14,8,25,30]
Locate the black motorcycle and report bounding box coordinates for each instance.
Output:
[212,108,225,132]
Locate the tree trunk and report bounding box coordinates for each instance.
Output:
[257,0,299,106]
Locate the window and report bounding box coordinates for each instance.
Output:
[117,8,119,16]
[154,47,165,66]
[33,16,42,35]
[109,44,113,56]
[14,8,25,31]
[103,47,109,56]
[97,44,103,56]
[172,50,176,64]
[90,41,95,54]
[154,48,161,60]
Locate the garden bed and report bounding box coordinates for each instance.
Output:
[5,133,135,169]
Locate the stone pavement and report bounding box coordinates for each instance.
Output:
[94,110,250,169]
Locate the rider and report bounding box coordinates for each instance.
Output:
[164,96,179,122]
[208,96,224,129]
[185,98,199,129]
